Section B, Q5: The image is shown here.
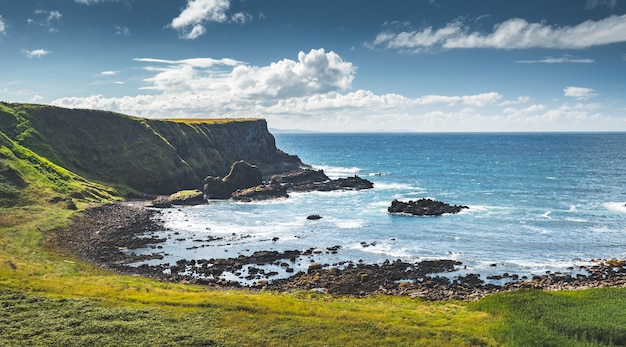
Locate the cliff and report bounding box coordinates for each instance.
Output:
[0,102,303,203]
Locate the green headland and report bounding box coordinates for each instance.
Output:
[1,102,626,346]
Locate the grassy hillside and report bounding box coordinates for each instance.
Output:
[0,102,301,196]
[0,116,117,208]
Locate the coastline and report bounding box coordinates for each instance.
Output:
[47,202,626,301]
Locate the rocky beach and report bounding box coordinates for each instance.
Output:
[47,202,626,301]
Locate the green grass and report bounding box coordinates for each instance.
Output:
[0,289,220,347]
[473,288,626,346]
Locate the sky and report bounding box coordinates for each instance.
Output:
[1,0,625,132]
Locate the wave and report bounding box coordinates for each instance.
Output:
[374,182,424,191]
[346,242,415,259]
[334,219,365,229]
[605,202,626,214]
[312,164,361,179]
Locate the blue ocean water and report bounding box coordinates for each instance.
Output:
[137,133,626,282]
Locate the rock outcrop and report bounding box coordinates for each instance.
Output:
[388,198,468,216]
[204,161,263,199]
[230,168,374,201]
[151,189,205,208]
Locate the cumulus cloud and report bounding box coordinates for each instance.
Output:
[170,0,251,39]
[52,49,513,131]
[564,86,598,100]
[371,14,626,53]
[50,49,621,132]
[133,49,355,99]
[25,49,51,58]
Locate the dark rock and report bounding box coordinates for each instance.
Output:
[307,214,323,220]
[204,161,262,199]
[308,263,323,273]
[289,175,374,192]
[270,168,329,185]
[230,168,373,201]
[388,198,469,216]
[64,198,78,210]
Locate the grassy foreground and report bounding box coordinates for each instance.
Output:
[3,206,626,346]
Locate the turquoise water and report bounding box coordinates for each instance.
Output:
[137,133,626,282]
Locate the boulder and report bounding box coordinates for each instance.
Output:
[204,161,262,199]
[151,189,205,208]
[388,198,468,216]
[270,168,329,186]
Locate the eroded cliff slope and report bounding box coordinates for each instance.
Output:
[0,102,303,199]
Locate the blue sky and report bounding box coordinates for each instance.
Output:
[1,0,625,132]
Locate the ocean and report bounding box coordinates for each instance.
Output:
[135,132,626,283]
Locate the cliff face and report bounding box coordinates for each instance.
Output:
[0,103,303,196]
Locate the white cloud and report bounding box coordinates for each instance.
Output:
[25,49,51,58]
[372,21,463,54]
[585,0,617,10]
[100,70,118,76]
[115,25,130,36]
[372,15,626,52]
[50,49,624,132]
[564,86,598,100]
[29,9,63,33]
[414,92,502,107]
[499,96,530,106]
[75,0,122,4]
[133,49,355,99]
[182,24,206,40]
[0,15,6,37]
[170,0,251,39]
[517,55,595,64]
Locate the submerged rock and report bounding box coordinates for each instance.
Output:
[388,198,468,216]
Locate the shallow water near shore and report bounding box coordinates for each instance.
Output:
[132,132,626,284]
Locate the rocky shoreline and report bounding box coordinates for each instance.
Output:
[47,202,626,301]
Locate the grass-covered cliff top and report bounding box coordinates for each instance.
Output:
[0,102,296,200]
[157,117,262,124]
